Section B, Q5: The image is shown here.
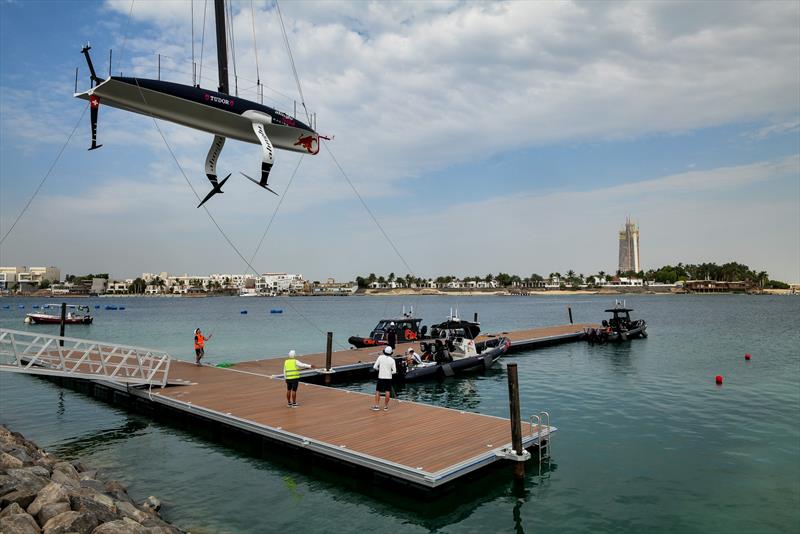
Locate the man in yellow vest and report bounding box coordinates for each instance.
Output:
[284,350,313,408]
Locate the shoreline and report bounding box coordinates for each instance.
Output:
[0,425,183,533]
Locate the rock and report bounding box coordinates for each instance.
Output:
[79,480,106,493]
[69,461,88,474]
[113,502,149,524]
[80,471,98,481]
[0,475,15,495]
[92,517,148,534]
[140,497,160,513]
[9,466,51,478]
[139,516,180,533]
[1,452,25,469]
[7,448,34,465]
[71,489,114,511]
[7,471,51,493]
[1,487,40,510]
[27,482,69,517]
[69,495,117,524]
[103,482,132,505]
[1,502,26,517]
[43,510,98,534]
[0,512,41,534]
[52,463,80,481]
[37,502,70,527]
[51,471,80,489]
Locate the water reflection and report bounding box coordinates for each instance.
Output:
[51,418,150,458]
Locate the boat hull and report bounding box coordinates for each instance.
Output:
[76,78,318,154]
[26,314,93,325]
[399,337,509,381]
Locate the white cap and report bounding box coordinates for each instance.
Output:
[389,322,395,326]
[288,350,296,357]
[383,346,393,355]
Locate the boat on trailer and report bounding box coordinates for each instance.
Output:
[25,304,93,325]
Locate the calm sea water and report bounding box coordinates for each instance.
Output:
[1,294,798,533]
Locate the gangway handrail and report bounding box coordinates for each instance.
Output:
[0,328,172,387]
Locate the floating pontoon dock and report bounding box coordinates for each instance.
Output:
[0,324,583,490]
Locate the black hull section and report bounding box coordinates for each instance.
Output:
[398,338,510,382]
[348,336,388,349]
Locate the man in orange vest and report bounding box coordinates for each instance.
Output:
[194,328,213,366]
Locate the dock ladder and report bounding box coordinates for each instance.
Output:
[529,411,553,463]
[0,328,172,387]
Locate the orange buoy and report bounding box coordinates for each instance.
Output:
[715,375,724,385]
[745,353,751,360]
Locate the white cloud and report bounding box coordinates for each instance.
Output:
[96,0,800,189]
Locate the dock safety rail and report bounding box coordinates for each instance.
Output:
[0,328,172,387]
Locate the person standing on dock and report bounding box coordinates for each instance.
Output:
[194,328,212,366]
[372,346,396,411]
[387,322,397,350]
[284,350,313,408]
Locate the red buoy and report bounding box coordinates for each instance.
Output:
[745,353,751,360]
[715,375,724,385]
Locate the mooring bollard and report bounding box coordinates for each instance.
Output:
[567,306,573,324]
[59,302,67,346]
[325,332,333,385]
[507,362,525,479]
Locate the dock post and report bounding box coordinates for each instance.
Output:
[507,363,525,479]
[325,332,333,385]
[59,303,67,346]
[567,306,573,324]
[474,312,479,323]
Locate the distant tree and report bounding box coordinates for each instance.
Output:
[38,279,51,289]
[128,278,147,294]
[355,276,367,288]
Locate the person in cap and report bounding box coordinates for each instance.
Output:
[284,350,313,407]
[194,328,213,366]
[372,346,397,411]
[386,322,397,349]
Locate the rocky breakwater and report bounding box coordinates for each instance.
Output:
[0,425,184,534]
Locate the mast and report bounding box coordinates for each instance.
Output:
[214,0,229,95]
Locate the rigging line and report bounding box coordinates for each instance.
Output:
[191,0,195,82]
[250,0,260,85]
[0,104,89,246]
[117,0,136,75]
[199,0,208,85]
[129,78,348,351]
[227,0,239,95]
[248,156,303,266]
[322,141,417,281]
[274,0,310,123]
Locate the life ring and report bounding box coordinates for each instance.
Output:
[404,330,417,340]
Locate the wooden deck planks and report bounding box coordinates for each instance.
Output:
[157,360,538,474]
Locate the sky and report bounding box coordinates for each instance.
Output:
[0,0,798,282]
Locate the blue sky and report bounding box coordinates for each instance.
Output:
[1,1,798,281]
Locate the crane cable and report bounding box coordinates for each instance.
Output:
[248,156,303,266]
[198,0,208,86]
[275,0,310,124]
[0,105,89,246]
[250,0,261,88]
[130,78,349,351]
[226,0,239,95]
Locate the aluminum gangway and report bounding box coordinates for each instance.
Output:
[0,328,172,387]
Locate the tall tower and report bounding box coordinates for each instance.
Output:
[618,217,640,274]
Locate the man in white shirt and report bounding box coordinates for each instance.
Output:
[372,346,397,411]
